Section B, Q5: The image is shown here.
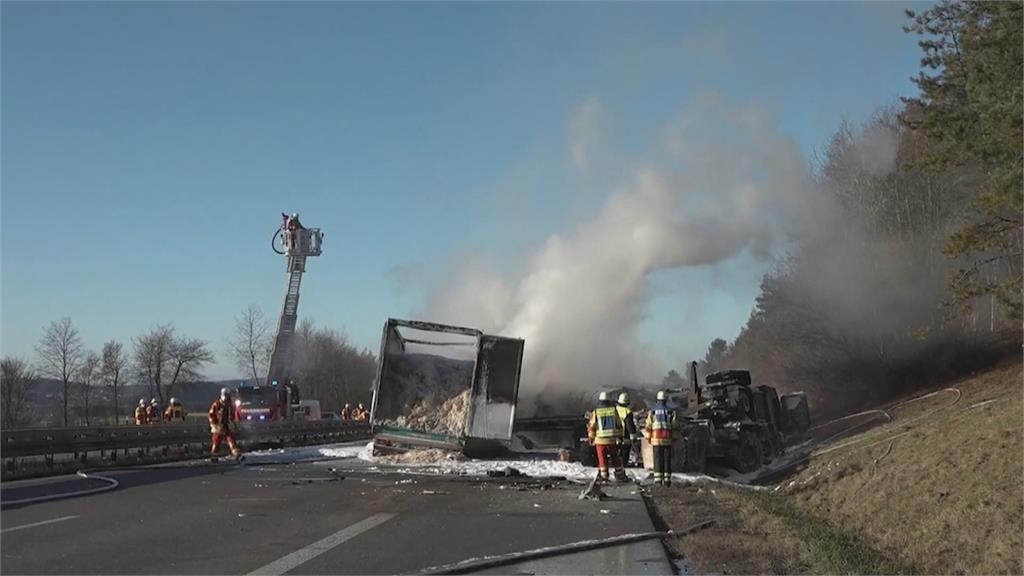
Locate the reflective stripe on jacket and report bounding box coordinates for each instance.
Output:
[616,405,638,439]
[588,405,624,445]
[208,399,234,434]
[645,401,676,446]
[165,405,185,421]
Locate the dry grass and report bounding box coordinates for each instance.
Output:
[786,359,1024,575]
[653,483,911,574]
[652,358,1023,575]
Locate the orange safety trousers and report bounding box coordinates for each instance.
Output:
[594,444,624,480]
[210,432,240,456]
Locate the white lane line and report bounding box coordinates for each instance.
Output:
[1,515,80,534]
[246,512,397,576]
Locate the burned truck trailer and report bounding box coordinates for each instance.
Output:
[370,318,524,456]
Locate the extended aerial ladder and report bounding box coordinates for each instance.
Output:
[266,214,323,389]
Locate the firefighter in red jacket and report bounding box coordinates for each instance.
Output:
[164,397,186,422]
[145,398,159,424]
[135,398,148,425]
[588,392,627,482]
[208,388,244,462]
[354,403,368,421]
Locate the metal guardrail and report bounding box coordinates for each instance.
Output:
[1,420,371,459]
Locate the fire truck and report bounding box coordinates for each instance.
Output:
[236,213,323,423]
[235,382,303,421]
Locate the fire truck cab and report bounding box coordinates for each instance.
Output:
[236,382,301,422]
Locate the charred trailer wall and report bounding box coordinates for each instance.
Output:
[370,318,524,453]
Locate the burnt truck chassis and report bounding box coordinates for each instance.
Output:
[677,366,811,474]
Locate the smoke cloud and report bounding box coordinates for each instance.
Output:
[421,95,858,409]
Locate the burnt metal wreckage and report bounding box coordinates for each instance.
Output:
[678,361,811,473]
[566,362,810,476]
[369,318,525,458]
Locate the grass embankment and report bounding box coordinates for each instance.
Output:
[654,358,1023,574]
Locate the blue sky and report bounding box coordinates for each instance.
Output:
[2,1,928,380]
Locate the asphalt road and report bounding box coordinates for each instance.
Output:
[1,444,672,575]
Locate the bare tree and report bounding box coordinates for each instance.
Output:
[35,317,83,426]
[134,325,214,404]
[76,352,101,426]
[166,337,214,399]
[228,304,271,385]
[1,357,38,428]
[292,320,376,412]
[134,325,174,404]
[101,341,129,424]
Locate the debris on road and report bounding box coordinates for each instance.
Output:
[486,466,527,478]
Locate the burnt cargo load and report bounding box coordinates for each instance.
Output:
[370,318,524,456]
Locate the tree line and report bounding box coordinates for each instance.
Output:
[685,2,1022,417]
[1,307,377,428]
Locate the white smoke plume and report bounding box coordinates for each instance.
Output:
[420,95,835,408]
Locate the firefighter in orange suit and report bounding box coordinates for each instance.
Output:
[145,398,159,424]
[354,403,369,421]
[135,398,148,425]
[341,403,352,420]
[208,388,244,462]
[587,392,627,482]
[645,390,677,486]
[164,397,186,422]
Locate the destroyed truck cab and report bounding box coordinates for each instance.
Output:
[677,363,810,474]
[369,318,525,457]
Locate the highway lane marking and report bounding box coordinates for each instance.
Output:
[1,515,80,534]
[246,512,397,575]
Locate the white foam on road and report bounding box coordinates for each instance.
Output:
[318,441,375,462]
[318,442,749,487]
[245,512,396,576]
[1,515,79,534]
[255,441,761,489]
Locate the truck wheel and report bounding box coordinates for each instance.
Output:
[731,430,763,473]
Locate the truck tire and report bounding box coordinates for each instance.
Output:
[731,430,763,473]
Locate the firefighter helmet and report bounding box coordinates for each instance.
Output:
[139,398,146,406]
[598,391,609,402]
[220,387,230,399]
[656,390,667,401]
[617,392,630,406]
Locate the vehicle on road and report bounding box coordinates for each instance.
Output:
[236,213,326,423]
